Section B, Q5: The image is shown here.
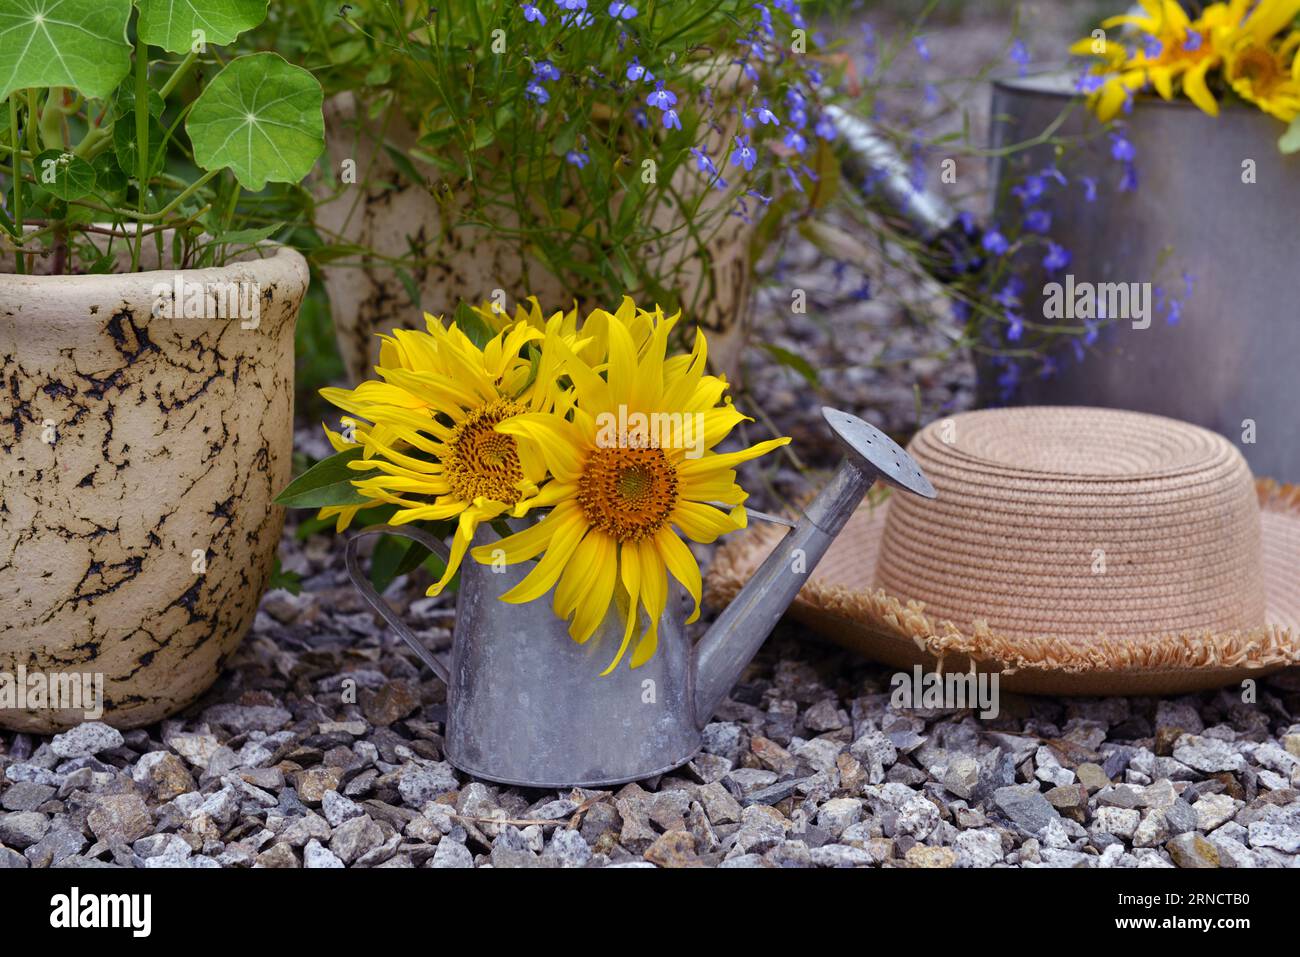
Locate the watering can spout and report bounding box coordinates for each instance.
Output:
[692,408,936,726]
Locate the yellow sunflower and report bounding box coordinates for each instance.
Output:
[1223,5,1300,120]
[1073,0,1300,121]
[318,313,569,595]
[469,309,790,673]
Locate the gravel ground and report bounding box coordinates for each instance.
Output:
[3,3,1298,871]
[2,545,1299,869]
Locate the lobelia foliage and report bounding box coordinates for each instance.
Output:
[249,0,837,323]
[0,0,325,275]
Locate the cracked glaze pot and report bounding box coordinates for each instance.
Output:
[0,242,307,732]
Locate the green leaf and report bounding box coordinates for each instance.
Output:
[274,446,378,508]
[113,83,164,118]
[1280,116,1300,154]
[135,0,268,54]
[186,52,325,190]
[113,109,166,178]
[452,301,492,349]
[205,222,281,245]
[34,148,95,199]
[0,0,132,101]
[759,342,819,386]
[267,557,302,595]
[91,149,128,194]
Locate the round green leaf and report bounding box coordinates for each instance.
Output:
[135,0,268,55]
[113,109,167,178]
[34,148,95,199]
[0,0,133,102]
[186,53,324,191]
[91,149,127,195]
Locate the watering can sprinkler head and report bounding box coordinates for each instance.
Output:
[820,406,936,500]
[692,408,936,724]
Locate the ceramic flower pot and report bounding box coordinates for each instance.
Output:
[0,239,307,732]
[314,87,755,383]
[984,73,1300,481]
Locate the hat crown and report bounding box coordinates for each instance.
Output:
[875,407,1266,641]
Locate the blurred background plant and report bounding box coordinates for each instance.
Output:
[248,0,1147,566]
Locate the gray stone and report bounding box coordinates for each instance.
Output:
[304,838,346,868]
[1173,735,1245,774]
[50,722,124,759]
[429,838,474,868]
[397,762,459,808]
[992,785,1060,837]
[0,847,28,868]
[322,789,365,828]
[809,843,873,867]
[816,798,863,836]
[1163,799,1197,836]
[1,781,56,812]
[954,828,1003,868]
[943,757,979,800]
[542,828,592,868]
[329,814,384,864]
[1193,793,1239,832]
[0,811,49,850]
[1091,806,1140,840]
[1248,821,1300,852]
[848,729,896,782]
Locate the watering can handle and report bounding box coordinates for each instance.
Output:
[344,525,453,684]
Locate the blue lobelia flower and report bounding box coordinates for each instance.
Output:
[662,108,681,131]
[646,82,677,111]
[522,2,547,25]
[730,135,757,171]
[982,229,1009,256]
[566,149,590,168]
[1024,209,1051,233]
[1042,241,1070,273]
[525,82,549,104]
[1081,176,1098,202]
[533,60,561,81]
[784,129,808,153]
[1010,39,1030,76]
[754,100,781,125]
[608,1,637,19]
[1109,131,1136,163]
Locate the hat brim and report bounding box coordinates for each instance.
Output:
[706,480,1300,696]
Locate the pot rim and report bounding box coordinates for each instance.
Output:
[0,237,310,319]
[993,68,1275,118]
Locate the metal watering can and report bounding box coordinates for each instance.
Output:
[345,408,936,788]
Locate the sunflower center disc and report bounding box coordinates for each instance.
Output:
[578,446,678,542]
[446,400,527,504]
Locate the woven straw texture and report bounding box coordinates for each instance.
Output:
[707,407,1300,696]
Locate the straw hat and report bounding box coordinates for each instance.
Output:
[708,406,1300,695]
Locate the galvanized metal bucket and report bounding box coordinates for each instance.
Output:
[345,408,936,789]
[986,73,1300,481]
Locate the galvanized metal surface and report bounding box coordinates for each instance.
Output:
[346,408,935,788]
[988,73,1300,481]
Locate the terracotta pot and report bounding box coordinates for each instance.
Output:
[315,86,756,383]
[0,239,307,731]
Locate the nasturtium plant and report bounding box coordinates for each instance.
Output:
[0,0,132,102]
[0,0,324,275]
[187,53,326,191]
[135,0,267,53]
